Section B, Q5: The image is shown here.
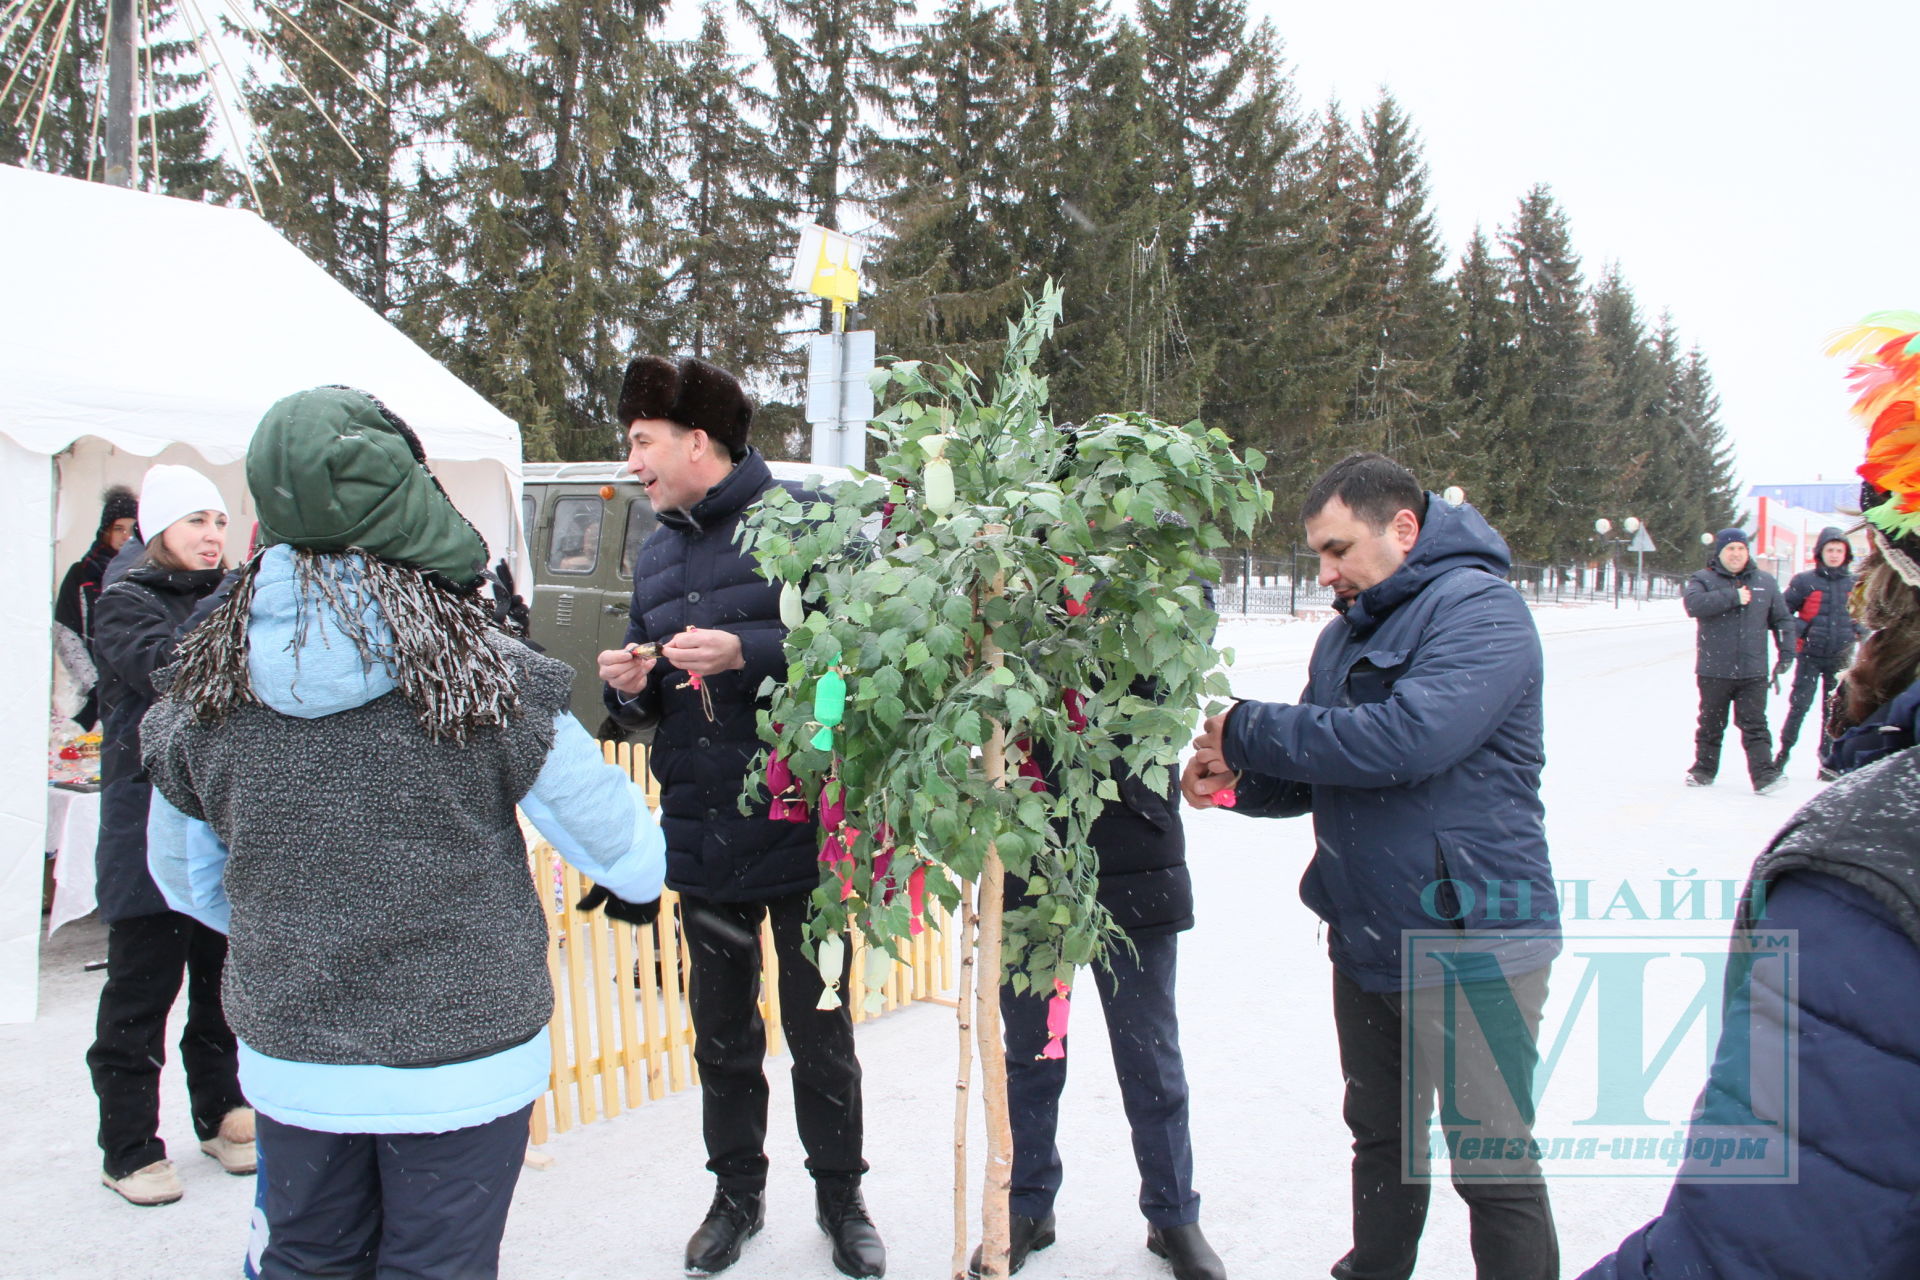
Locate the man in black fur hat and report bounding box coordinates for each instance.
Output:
[597,356,884,1279]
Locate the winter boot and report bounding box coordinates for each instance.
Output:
[1818,765,1840,782]
[1754,769,1787,796]
[685,1186,764,1276]
[199,1106,257,1175]
[1147,1223,1227,1280]
[969,1212,1058,1275]
[1684,770,1713,787]
[102,1159,184,1206]
[816,1177,886,1277]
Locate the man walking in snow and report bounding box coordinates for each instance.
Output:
[1776,528,1865,778]
[1682,529,1794,793]
[1183,453,1560,1280]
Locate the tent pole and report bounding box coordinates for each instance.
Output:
[102,0,134,186]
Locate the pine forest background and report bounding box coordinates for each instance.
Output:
[1,0,1742,566]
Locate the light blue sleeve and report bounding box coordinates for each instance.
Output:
[520,713,666,905]
[146,790,233,934]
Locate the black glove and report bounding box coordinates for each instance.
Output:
[576,883,661,926]
[488,557,537,646]
[1774,656,1794,679]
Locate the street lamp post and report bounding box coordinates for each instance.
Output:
[1593,516,1641,608]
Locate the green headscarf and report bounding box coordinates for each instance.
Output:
[247,386,488,588]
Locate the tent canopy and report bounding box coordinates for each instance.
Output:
[0,165,526,1022]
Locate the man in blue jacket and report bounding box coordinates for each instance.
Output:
[596,356,882,1279]
[1184,453,1560,1280]
[1776,528,1865,777]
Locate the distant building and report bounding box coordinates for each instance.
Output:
[1743,482,1867,578]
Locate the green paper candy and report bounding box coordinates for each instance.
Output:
[815,667,846,727]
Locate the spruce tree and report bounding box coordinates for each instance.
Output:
[865,0,1027,369]
[655,5,797,375]
[238,0,450,318]
[1447,226,1523,529]
[414,0,672,460]
[1496,184,1604,560]
[0,0,222,196]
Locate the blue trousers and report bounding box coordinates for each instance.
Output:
[1002,930,1200,1229]
[252,1104,532,1279]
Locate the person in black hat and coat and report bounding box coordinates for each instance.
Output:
[1682,528,1794,793]
[597,356,884,1279]
[53,484,139,729]
[1776,528,1867,776]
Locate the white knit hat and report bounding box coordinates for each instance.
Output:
[137,464,228,544]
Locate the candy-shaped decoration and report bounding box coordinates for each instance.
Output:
[1062,688,1088,733]
[779,580,804,629]
[815,932,846,1010]
[811,664,847,750]
[923,457,955,514]
[766,752,794,795]
[863,946,892,1015]
[1013,737,1047,794]
[907,864,928,936]
[1214,787,1238,809]
[819,781,846,830]
[1040,979,1071,1059]
[770,796,811,823]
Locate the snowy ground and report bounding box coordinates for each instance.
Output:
[1,596,1820,1279]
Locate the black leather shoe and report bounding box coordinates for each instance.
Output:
[969,1212,1058,1275]
[685,1186,764,1276]
[816,1179,887,1277]
[1147,1222,1226,1280]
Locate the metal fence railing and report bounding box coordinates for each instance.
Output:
[1210,552,1687,616]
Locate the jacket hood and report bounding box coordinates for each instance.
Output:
[1815,526,1853,571]
[1341,495,1512,636]
[657,448,774,535]
[246,544,397,718]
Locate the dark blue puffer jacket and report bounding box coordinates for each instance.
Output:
[1783,528,1866,662]
[1822,678,1920,775]
[1220,497,1560,991]
[602,450,819,902]
[1578,748,1920,1280]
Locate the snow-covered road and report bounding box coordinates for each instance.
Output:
[3,598,1817,1278]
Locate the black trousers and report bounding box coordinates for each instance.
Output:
[253,1104,532,1280]
[87,910,245,1177]
[1003,930,1200,1229]
[1691,676,1773,784]
[1778,654,1845,758]
[681,890,866,1189]
[1331,966,1557,1280]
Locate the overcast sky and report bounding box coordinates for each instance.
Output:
[1257,0,1920,502]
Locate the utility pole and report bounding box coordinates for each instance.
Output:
[103,0,136,186]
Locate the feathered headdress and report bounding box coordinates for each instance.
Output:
[1826,310,1920,583]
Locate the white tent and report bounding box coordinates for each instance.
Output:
[0,165,526,1021]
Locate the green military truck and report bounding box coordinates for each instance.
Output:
[521,459,852,732]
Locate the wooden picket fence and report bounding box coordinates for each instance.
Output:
[523,740,955,1146]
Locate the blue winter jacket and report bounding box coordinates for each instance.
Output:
[1578,749,1920,1280]
[146,545,666,1134]
[1822,678,1920,775]
[1219,497,1560,991]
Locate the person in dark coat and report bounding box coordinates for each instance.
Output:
[1681,528,1793,792]
[1184,454,1560,1280]
[1776,528,1866,774]
[977,685,1224,1280]
[86,464,250,1207]
[52,484,139,729]
[597,356,883,1279]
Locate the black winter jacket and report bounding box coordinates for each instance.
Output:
[90,559,225,921]
[1783,528,1866,663]
[1682,559,1792,680]
[604,451,818,902]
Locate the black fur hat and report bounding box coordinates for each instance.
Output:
[99,484,138,538]
[616,356,754,462]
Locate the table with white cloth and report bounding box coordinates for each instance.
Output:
[45,784,100,936]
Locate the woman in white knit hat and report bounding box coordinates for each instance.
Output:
[86,463,252,1206]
